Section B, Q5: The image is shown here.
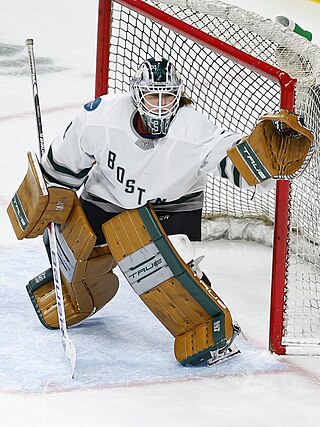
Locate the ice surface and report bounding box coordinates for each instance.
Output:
[0,244,288,394]
[1,1,320,426]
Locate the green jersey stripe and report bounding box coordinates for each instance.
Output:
[47,146,92,179]
[233,165,240,187]
[219,157,228,179]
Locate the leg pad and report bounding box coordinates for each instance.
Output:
[102,204,235,365]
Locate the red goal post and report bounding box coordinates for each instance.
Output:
[95,0,320,355]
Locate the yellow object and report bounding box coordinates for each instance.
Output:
[103,204,235,365]
[27,197,119,328]
[7,151,75,239]
[227,109,313,185]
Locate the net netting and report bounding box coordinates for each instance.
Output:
[103,0,320,353]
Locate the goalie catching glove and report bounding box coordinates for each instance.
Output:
[227,109,314,186]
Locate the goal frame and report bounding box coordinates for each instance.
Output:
[95,0,299,355]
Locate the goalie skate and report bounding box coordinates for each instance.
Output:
[207,323,241,366]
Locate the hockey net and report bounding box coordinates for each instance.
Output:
[95,0,320,354]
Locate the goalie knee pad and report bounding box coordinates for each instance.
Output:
[27,197,119,328]
[7,151,75,239]
[102,204,238,366]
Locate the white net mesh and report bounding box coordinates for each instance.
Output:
[102,0,320,353]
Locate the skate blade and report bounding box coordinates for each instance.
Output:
[207,345,241,366]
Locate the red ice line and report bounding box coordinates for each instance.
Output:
[0,103,81,122]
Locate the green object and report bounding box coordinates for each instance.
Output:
[26,268,56,330]
[275,16,312,41]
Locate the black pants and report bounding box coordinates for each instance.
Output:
[80,198,202,245]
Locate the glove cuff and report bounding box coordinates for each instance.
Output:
[227,139,272,186]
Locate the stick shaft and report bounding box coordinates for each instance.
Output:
[25,39,45,158]
[25,38,76,377]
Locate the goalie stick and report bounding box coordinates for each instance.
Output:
[25,38,77,378]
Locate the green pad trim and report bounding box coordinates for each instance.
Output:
[26,268,57,330]
[137,205,164,241]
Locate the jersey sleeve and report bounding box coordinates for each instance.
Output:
[200,127,243,173]
[41,108,95,189]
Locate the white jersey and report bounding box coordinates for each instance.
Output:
[42,93,273,211]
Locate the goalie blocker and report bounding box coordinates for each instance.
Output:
[227,109,314,186]
[7,151,75,239]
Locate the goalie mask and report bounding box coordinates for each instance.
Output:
[131,56,184,136]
